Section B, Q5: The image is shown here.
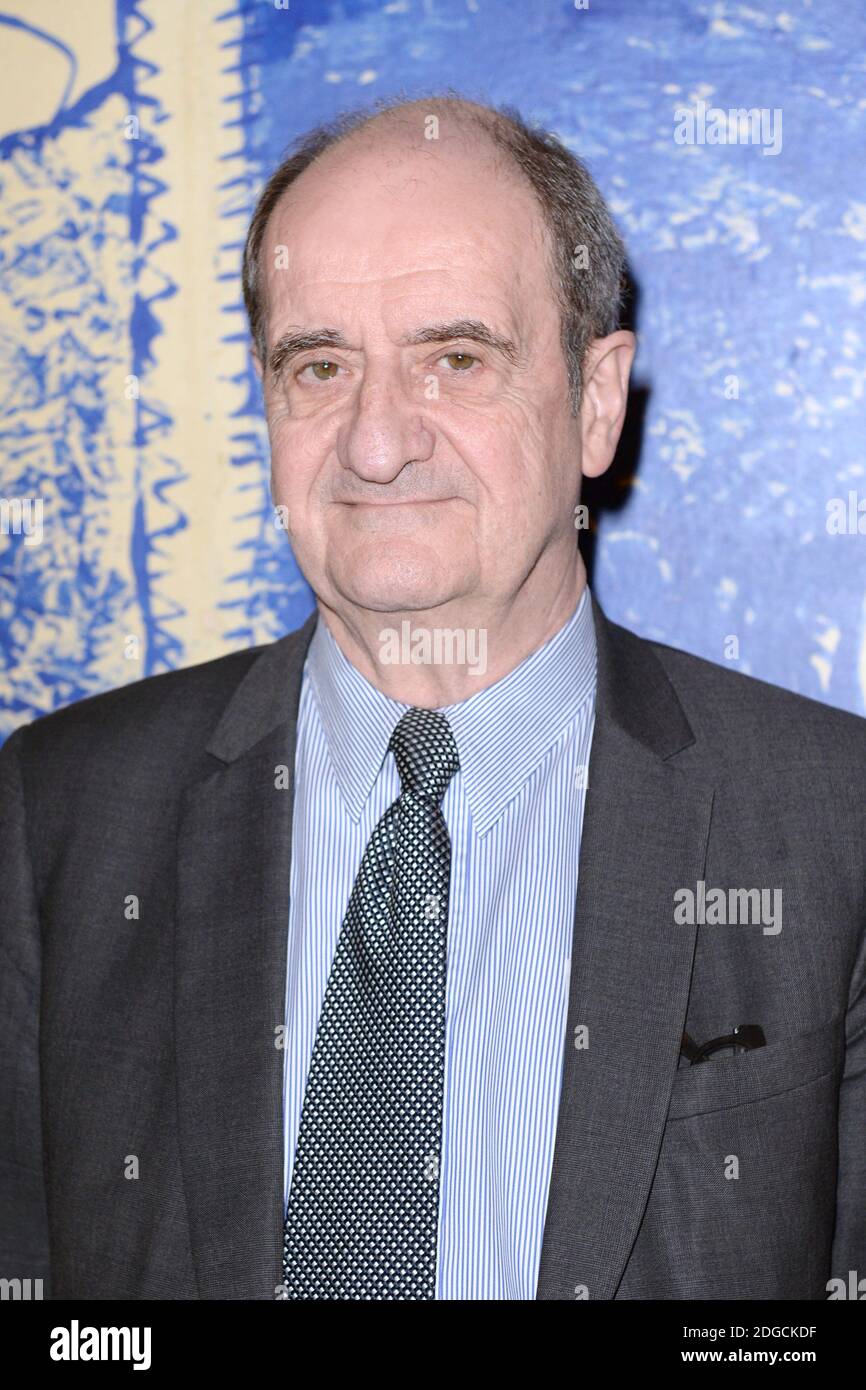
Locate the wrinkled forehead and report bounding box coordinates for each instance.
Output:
[258,131,556,335]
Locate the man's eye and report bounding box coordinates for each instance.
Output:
[300,360,339,381]
[440,351,477,372]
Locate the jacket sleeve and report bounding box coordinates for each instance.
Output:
[0,725,51,1293]
[830,900,866,1287]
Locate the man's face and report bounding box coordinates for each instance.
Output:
[258,131,584,620]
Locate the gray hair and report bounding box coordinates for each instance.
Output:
[242,92,627,412]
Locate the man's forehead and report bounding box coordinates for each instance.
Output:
[267,259,520,306]
[264,203,539,277]
[262,222,543,342]
[263,263,530,350]
[259,133,551,339]
[262,132,546,264]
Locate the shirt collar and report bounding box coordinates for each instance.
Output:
[306,585,597,836]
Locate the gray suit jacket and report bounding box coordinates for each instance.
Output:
[2,594,864,1300]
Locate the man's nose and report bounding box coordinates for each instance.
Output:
[336,361,434,484]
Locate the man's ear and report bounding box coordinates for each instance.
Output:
[251,345,265,384]
[579,330,636,480]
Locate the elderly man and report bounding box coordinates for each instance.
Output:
[1,96,864,1302]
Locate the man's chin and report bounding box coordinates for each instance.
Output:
[329,575,459,617]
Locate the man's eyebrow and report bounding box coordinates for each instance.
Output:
[267,319,523,380]
[398,320,522,366]
[269,329,351,380]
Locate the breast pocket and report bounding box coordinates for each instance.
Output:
[666,1015,844,1120]
[621,1019,845,1299]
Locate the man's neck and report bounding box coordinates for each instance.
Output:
[315,553,589,709]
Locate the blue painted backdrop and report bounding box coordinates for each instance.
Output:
[1,0,864,739]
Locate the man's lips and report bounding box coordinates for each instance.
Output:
[340,498,454,506]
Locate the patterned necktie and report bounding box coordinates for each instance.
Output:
[282,706,460,1300]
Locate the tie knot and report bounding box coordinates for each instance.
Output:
[389,707,460,806]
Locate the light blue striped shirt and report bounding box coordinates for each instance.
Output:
[282,584,597,1299]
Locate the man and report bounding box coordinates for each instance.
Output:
[1,95,864,1301]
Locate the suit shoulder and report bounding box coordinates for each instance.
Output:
[640,627,866,759]
[12,641,268,768]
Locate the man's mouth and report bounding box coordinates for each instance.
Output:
[341,497,454,508]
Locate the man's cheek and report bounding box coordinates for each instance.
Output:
[269,415,324,481]
[440,399,527,462]
[499,390,554,450]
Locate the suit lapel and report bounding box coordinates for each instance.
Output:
[174,612,317,1298]
[536,597,714,1300]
